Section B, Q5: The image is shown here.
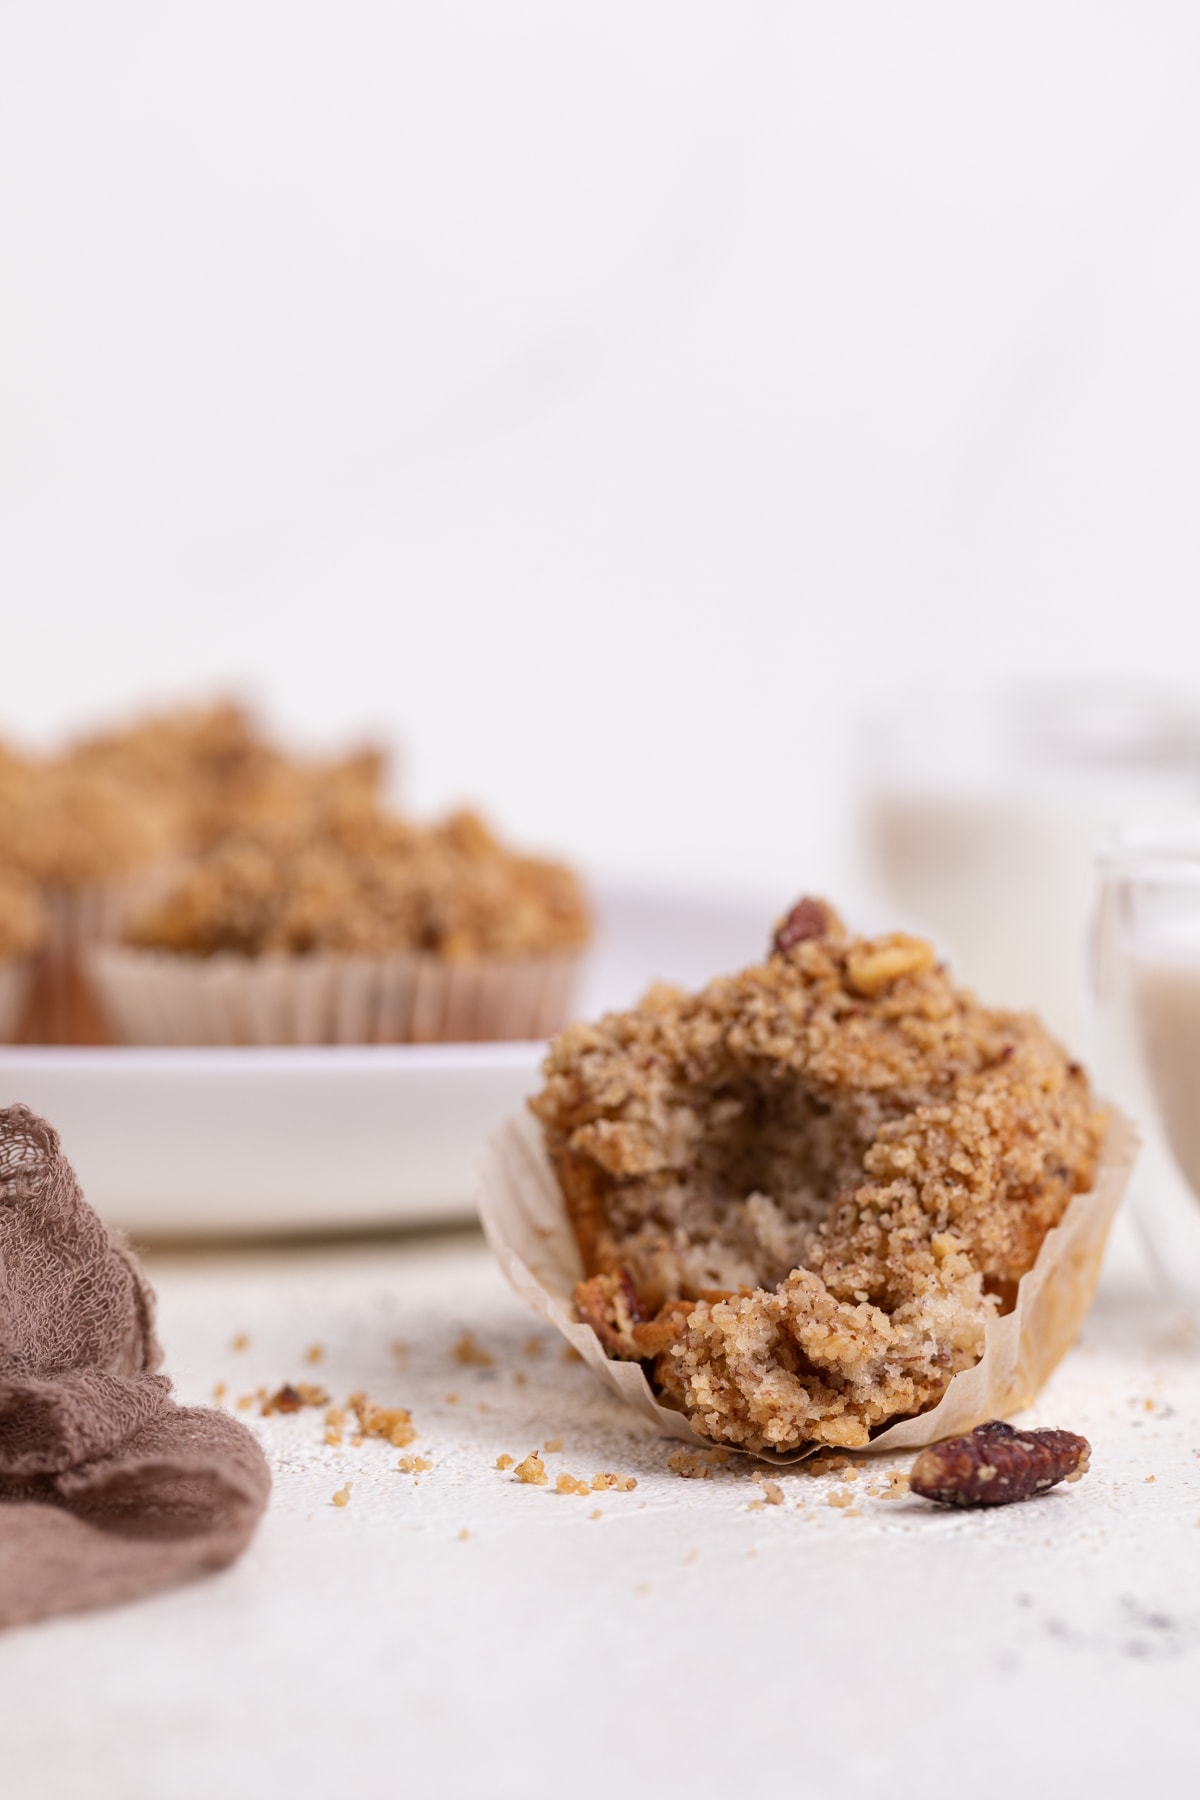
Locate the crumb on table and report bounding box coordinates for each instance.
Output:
[348,1391,416,1448]
[453,1330,494,1367]
[514,1453,548,1487]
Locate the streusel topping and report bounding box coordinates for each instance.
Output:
[70,700,386,851]
[127,809,590,959]
[0,757,175,889]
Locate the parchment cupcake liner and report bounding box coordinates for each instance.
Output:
[0,959,33,1043]
[478,1106,1139,1462]
[23,868,180,1045]
[88,943,582,1046]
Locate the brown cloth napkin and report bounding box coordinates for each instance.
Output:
[0,1103,270,1629]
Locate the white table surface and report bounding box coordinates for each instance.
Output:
[2,1210,1197,1800]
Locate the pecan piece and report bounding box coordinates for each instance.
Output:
[910,1420,1090,1507]
[771,897,840,956]
[262,1383,305,1415]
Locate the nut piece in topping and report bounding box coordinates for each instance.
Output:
[909,1420,1090,1507]
[846,934,936,996]
[771,897,842,956]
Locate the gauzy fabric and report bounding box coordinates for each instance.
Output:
[0,1105,270,1629]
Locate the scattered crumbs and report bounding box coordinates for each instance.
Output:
[261,1382,330,1417]
[331,1483,352,1508]
[543,1437,564,1453]
[591,1471,637,1493]
[635,1582,652,1597]
[590,1508,602,1521]
[668,1450,711,1480]
[686,1548,699,1565]
[523,1335,545,1358]
[808,1453,854,1478]
[390,1340,410,1367]
[514,1452,548,1487]
[443,1393,460,1406]
[555,1473,590,1496]
[236,1395,254,1411]
[762,1480,784,1506]
[212,1381,227,1403]
[397,1455,432,1474]
[231,1333,250,1353]
[828,1488,856,1509]
[1146,1475,1157,1484]
[512,1371,527,1387]
[561,1344,583,1364]
[747,1499,765,1512]
[349,1392,417,1449]
[324,1406,345,1447]
[477,1402,490,1414]
[453,1331,494,1368]
[1144,1398,1155,1412]
[879,1469,910,1501]
[457,1528,470,1541]
[495,1454,515,1471]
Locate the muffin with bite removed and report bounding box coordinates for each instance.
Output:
[528,898,1107,1454]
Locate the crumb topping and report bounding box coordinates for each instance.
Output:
[126,808,590,960]
[0,756,174,887]
[69,699,386,852]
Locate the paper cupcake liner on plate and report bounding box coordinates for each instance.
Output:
[0,959,33,1043]
[23,867,179,1045]
[89,943,583,1046]
[478,1106,1139,1462]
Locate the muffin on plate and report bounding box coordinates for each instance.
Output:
[523,898,1110,1454]
[90,808,590,1045]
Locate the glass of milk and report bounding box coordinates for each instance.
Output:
[1093,821,1200,1311]
[862,681,1200,1055]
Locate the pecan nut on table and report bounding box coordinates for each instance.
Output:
[909,1421,1090,1507]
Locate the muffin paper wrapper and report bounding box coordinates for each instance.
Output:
[478,1106,1139,1462]
[0,960,33,1043]
[88,944,582,1046]
[23,869,177,1045]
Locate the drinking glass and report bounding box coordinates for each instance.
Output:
[862,680,1200,1054]
[1091,821,1200,1313]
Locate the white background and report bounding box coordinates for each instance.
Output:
[3,3,1200,898]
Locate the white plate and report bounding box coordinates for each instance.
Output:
[0,885,782,1239]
